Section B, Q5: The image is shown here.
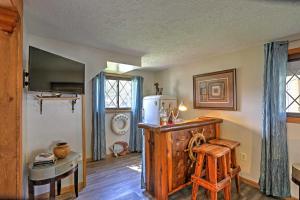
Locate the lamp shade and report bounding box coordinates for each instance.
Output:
[178,101,187,112]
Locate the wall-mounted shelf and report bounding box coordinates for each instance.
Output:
[35,95,80,114]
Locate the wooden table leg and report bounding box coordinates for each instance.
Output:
[74,165,79,197]
[28,179,34,200]
[50,179,56,200]
[57,179,61,195]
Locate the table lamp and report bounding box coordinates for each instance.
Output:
[173,101,187,122]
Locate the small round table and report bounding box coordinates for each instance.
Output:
[28,151,80,200]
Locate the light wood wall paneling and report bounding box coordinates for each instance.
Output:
[0,0,23,199]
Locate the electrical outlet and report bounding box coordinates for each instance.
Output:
[240,152,247,161]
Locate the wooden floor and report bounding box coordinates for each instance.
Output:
[57,153,275,200]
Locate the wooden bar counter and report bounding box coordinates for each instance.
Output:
[138,117,223,200]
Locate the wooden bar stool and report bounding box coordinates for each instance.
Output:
[208,139,241,193]
[191,144,231,200]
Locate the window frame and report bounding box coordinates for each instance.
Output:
[105,75,132,112]
[287,47,300,123]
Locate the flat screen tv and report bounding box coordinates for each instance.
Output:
[28,46,85,94]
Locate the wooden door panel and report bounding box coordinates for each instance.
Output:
[0,0,22,198]
[0,29,18,199]
[171,130,191,189]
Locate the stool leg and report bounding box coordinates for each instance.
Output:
[205,157,210,198]
[218,157,224,179]
[232,148,240,193]
[224,183,231,200]
[208,156,217,200]
[235,175,240,194]
[221,155,231,200]
[226,152,231,176]
[192,153,204,200]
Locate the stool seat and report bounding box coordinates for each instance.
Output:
[193,143,230,157]
[208,139,240,149]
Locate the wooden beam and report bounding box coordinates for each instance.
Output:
[15,1,23,198]
[0,0,15,8]
[0,0,22,198]
[0,6,19,33]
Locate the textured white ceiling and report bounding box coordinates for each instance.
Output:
[25,0,300,69]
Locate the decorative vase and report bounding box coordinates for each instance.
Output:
[53,142,71,159]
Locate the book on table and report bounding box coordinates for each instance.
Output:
[33,152,56,167]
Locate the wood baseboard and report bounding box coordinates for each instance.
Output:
[240,176,297,200]
[35,182,84,199]
[240,176,259,189]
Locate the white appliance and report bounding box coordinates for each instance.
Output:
[143,95,177,125]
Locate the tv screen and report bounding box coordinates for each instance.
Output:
[28,46,85,94]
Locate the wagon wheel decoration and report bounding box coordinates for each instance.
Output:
[185,129,206,163]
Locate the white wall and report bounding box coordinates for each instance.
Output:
[26,34,143,158]
[287,123,300,197]
[24,34,150,195]
[23,34,157,196]
[26,93,83,195]
[155,44,300,197]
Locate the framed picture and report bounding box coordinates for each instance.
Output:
[193,68,237,110]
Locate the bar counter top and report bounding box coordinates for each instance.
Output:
[138,117,223,133]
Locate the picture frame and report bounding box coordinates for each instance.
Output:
[193,68,237,110]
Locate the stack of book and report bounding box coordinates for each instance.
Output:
[33,153,56,167]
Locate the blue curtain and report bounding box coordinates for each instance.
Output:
[259,41,290,198]
[129,76,144,152]
[92,72,106,161]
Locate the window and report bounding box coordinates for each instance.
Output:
[286,48,300,122]
[105,78,132,109]
[286,61,300,114]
